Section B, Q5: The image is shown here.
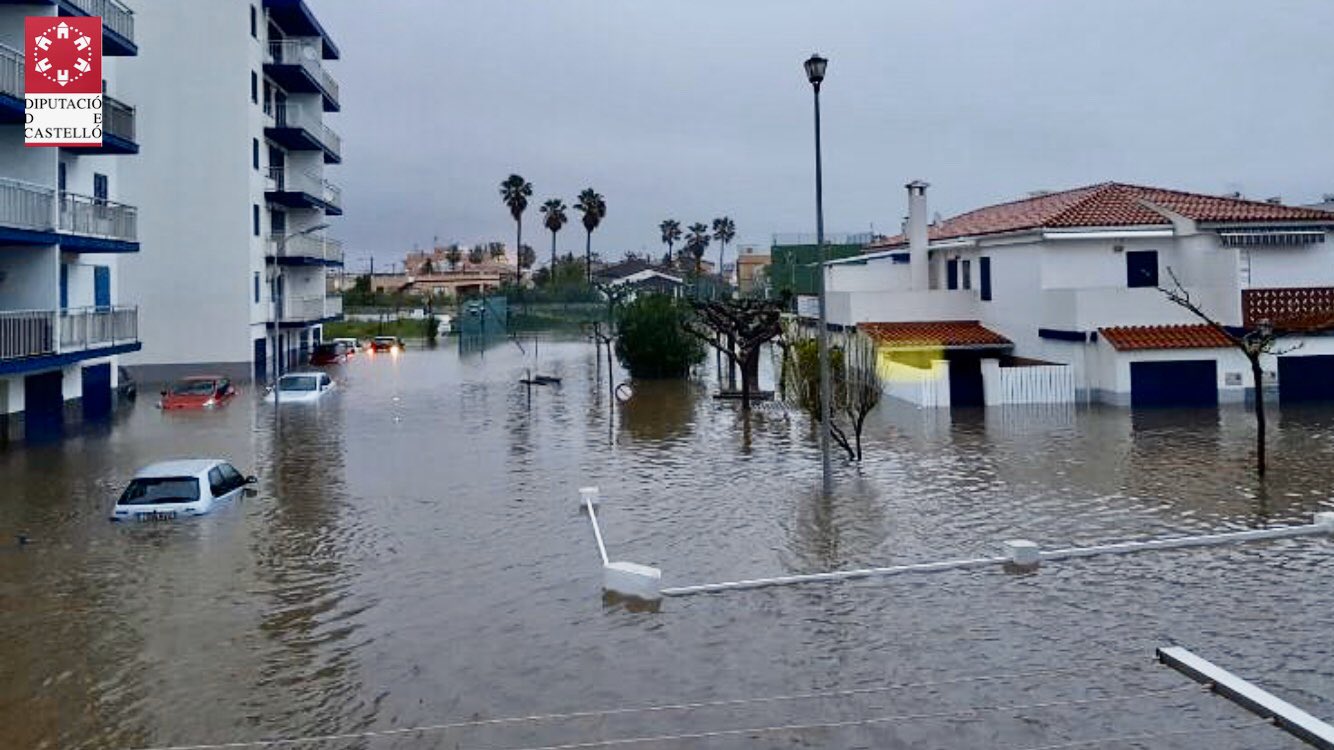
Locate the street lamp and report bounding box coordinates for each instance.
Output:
[270,223,330,409]
[805,52,833,493]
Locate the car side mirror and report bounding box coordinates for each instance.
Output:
[159,389,167,397]
[245,475,259,485]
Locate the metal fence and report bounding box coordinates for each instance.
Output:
[103,94,135,143]
[64,0,135,45]
[59,306,138,351]
[772,232,876,247]
[272,102,341,158]
[0,42,22,99]
[0,177,56,231]
[0,310,57,360]
[268,38,339,103]
[58,192,137,241]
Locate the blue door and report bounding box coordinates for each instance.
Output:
[94,266,111,310]
[1278,355,1334,403]
[1130,360,1218,408]
[253,337,267,381]
[81,363,112,421]
[23,371,64,440]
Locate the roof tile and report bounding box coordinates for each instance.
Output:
[860,321,1012,349]
[1099,324,1233,351]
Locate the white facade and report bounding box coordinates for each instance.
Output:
[119,0,342,383]
[0,0,141,441]
[828,183,1334,407]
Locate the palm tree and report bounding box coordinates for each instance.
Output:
[575,188,606,284]
[712,216,736,281]
[684,222,711,276]
[540,199,568,282]
[445,244,462,270]
[659,219,682,266]
[500,174,533,278]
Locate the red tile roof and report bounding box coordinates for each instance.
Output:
[1099,324,1233,351]
[868,182,1334,249]
[860,321,1012,349]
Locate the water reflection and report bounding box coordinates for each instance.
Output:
[619,379,699,443]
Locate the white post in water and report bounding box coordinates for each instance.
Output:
[1003,539,1041,569]
[579,487,662,601]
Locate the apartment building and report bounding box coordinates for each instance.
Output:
[826,181,1334,408]
[120,0,342,383]
[0,0,140,441]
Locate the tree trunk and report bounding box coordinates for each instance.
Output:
[1250,354,1266,476]
[550,230,557,283]
[727,332,737,389]
[516,219,523,282]
[740,348,757,411]
[585,230,592,284]
[718,241,726,288]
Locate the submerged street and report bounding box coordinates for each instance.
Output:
[1,338,1330,749]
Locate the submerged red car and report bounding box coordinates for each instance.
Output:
[309,342,349,365]
[159,376,237,410]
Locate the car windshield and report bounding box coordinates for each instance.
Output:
[118,477,201,505]
[278,376,318,392]
[169,380,217,396]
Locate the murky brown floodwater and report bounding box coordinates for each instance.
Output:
[1,337,1330,749]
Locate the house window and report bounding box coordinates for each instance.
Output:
[93,173,108,204]
[1126,250,1158,288]
[251,71,258,104]
[252,138,260,170]
[249,5,257,38]
[961,259,972,290]
[980,257,992,301]
[252,204,261,236]
[254,272,261,303]
[946,259,959,290]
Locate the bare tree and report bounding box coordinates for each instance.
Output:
[684,299,783,411]
[780,325,881,461]
[1159,267,1318,477]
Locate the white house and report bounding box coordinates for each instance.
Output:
[0,0,141,441]
[826,181,1334,408]
[119,0,342,383]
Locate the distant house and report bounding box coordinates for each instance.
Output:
[826,181,1334,408]
[594,259,685,298]
[735,245,771,297]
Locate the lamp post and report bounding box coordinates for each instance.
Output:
[805,52,833,494]
[270,223,330,410]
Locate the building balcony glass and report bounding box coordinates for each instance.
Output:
[65,94,137,155]
[58,0,137,56]
[0,177,58,245]
[0,306,140,374]
[262,0,340,59]
[274,294,341,325]
[267,232,343,266]
[57,191,139,252]
[266,167,342,216]
[265,38,339,112]
[264,102,340,164]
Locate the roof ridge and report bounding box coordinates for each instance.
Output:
[1115,181,1323,213]
[1045,182,1133,226]
[947,181,1112,220]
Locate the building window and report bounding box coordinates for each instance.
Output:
[961,259,972,290]
[93,173,108,204]
[1126,250,1158,288]
[252,138,260,170]
[57,162,66,194]
[253,204,261,236]
[251,71,258,104]
[979,257,992,301]
[254,272,261,303]
[250,5,257,38]
[946,259,959,290]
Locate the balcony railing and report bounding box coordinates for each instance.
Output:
[1243,287,1334,329]
[0,42,21,99]
[0,177,56,232]
[321,179,341,211]
[103,94,135,143]
[268,167,341,212]
[267,38,339,103]
[269,232,344,264]
[280,295,334,321]
[0,306,137,361]
[58,192,137,242]
[63,0,135,46]
[272,102,341,157]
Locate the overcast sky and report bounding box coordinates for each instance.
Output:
[314,0,1334,271]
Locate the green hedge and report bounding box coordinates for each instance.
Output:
[613,295,705,378]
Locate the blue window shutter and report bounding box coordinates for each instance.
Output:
[94,266,111,309]
[980,257,992,301]
[946,259,958,290]
[59,263,68,310]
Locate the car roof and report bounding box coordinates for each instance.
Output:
[134,459,227,478]
[177,375,223,381]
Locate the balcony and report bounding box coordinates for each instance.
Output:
[265,38,339,112]
[59,0,137,56]
[0,43,23,122]
[265,102,341,163]
[267,232,343,266]
[0,306,140,374]
[263,0,341,59]
[0,178,58,244]
[1242,287,1334,329]
[276,294,341,325]
[266,167,343,216]
[57,192,139,252]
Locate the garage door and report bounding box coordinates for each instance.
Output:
[1130,360,1218,408]
[1278,354,1334,403]
[23,370,65,440]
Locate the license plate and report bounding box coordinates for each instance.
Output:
[136,511,177,522]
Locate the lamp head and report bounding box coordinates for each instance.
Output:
[804,54,828,87]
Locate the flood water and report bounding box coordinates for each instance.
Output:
[1,338,1330,749]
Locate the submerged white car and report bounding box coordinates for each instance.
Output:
[110,459,256,522]
[263,372,335,403]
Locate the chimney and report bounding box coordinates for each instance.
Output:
[906,180,930,290]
